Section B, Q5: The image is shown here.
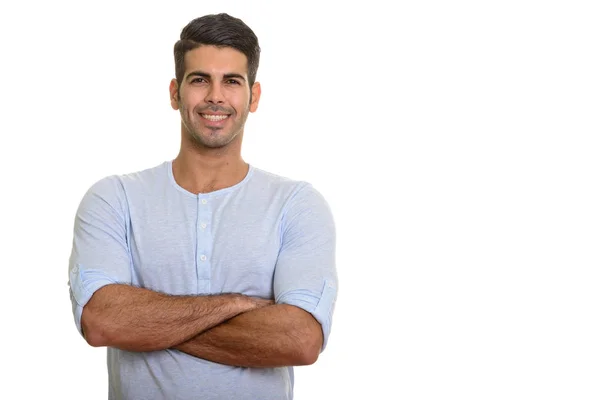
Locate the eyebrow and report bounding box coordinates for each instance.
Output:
[186,71,246,82]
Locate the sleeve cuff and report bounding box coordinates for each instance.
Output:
[68,264,118,336]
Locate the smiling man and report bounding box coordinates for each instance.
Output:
[174,45,257,152]
[67,13,338,400]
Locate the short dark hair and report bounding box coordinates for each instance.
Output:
[174,13,261,90]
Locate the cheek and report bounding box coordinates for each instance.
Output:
[232,96,251,113]
[179,91,202,109]
[224,89,248,106]
[181,99,198,115]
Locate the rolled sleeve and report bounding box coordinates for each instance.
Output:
[67,176,132,337]
[274,183,338,351]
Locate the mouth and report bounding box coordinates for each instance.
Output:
[200,113,230,122]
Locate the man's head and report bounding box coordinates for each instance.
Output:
[174,13,261,92]
[170,14,261,149]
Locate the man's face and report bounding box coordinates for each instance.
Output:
[170,45,261,149]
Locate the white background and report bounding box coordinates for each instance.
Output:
[1,0,599,399]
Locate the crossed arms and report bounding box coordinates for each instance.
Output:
[72,178,335,368]
[80,283,324,368]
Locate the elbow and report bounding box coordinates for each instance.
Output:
[81,306,110,348]
[81,306,163,352]
[296,329,323,366]
[83,329,106,348]
[298,349,319,366]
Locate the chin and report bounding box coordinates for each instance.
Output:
[192,134,234,149]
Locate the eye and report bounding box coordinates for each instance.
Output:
[191,77,207,84]
[226,79,241,85]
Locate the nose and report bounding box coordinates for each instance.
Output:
[205,83,225,104]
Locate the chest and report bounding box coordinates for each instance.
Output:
[127,197,282,298]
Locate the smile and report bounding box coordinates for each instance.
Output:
[201,114,229,121]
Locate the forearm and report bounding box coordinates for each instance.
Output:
[174,304,323,368]
[81,284,264,352]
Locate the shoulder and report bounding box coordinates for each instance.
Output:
[78,161,168,211]
[250,165,326,202]
[250,165,305,189]
[118,161,169,190]
[250,167,334,227]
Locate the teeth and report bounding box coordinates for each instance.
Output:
[201,114,228,121]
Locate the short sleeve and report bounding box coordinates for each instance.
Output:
[67,176,132,337]
[274,183,338,352]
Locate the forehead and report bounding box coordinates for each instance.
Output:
[183,45,248,79]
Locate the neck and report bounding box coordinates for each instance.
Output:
[172,134,248,195]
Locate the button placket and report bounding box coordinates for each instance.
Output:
[196,196,213,292]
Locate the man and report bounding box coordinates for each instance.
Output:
[67,13,338,400]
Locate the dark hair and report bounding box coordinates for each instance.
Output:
[174,13,261,90]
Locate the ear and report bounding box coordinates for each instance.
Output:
[169,79,179,110]
[249,82,261,113]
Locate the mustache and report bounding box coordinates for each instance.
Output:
[196,105,234,114]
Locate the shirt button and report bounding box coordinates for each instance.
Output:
[201,223,207,229]
[71,266,78,274]
[201,199,207,204]
[200,255,207,261]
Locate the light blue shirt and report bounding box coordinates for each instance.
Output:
[68,160,338,400]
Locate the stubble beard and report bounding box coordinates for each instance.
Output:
[180,103,250,149]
